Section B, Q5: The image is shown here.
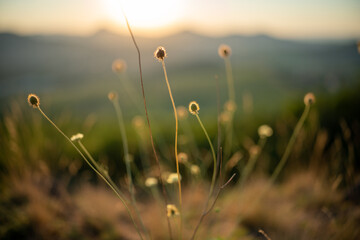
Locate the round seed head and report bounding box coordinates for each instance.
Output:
[167,204,180,217]
[304,92,316,106]
[108,91,117,101]
[218,44,232,58]
[189,101,200,115]
[145,177,158,187]
[190,164,201,175]
[249,145,261,156]
[70,133,84,141]
[154,46,167,61]
[224,100,237,112]
[132,116,145,129]
[177,152,188,164]
[166,173,181,184]
[220,111,231,124]
[27,94,40,108]
[112,59,127,73]
[177,106,188,119]
[258,124,273,138]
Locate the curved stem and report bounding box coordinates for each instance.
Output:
[36,107,144,240]
[270,104,311,183]
[161,60,182,239]
[119,8,173,240]
[195,114,217,198]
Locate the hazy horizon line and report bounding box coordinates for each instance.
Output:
[1,27,359,43]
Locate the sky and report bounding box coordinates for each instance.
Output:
[0,0,359,39]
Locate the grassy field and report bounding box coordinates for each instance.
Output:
[1,31,360,240]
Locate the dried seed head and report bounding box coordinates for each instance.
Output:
[167,204,180,217]
[112,59,127,73]
[177,106,188,119]
[108,91,117,101]
[220,111,231,124]
[178,152,188,164]
[224,100,237,112]
[189,101,200,115]
[190,164,200,175]
[132,116,145,129]
[70,133,84,141]
[218,44,232,58]
[27,94,40,108]
[304,92,316,106]
[154,46,167,61]
[166,173,181,184]
[249,145,261,156]
[258,124,273,138]
[145,177,158,187]
[358,41,360,54]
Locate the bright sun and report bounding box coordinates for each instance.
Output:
[104,0,182,29]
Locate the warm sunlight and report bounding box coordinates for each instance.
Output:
[104,0,183,29]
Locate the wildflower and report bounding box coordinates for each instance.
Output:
[218,44,232,58]
[154,46,167,61]
[112,59,127,73]
[224,100,237,112]
[108,91,117,101]
[177,106,188,119]
[304,92,316,106]
[177,152,188,164]
[167,204,180,217]
[190,165,200,175]
[166,173,181,184]
[70,133,84,141]
[145,177,158,187]
[188,101,200,115]
[27,94,40,108]
[258,125,273,138]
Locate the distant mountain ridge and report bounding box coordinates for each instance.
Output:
[0,30,359,115]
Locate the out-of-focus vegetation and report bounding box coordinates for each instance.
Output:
[1,31,360,239]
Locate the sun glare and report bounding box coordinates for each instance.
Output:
[104,0,182,29]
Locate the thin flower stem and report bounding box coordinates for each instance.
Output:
[190,173,236,240]
[111,98,148,238]
[223,57,235,160]
[239,137,267,188]
[270,104,311,183]
[36,106,144,240]
[77,140,124,196]
[120,8,173,240]
[161,60,182,239]
[195,114,217,198]
[224,58,235,103]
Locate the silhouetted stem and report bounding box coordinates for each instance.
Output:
[120,8,173,240]
[190,174,236,240]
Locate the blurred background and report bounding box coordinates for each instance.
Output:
[1,0,360,239]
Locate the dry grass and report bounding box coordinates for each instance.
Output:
[2,168,359,240]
